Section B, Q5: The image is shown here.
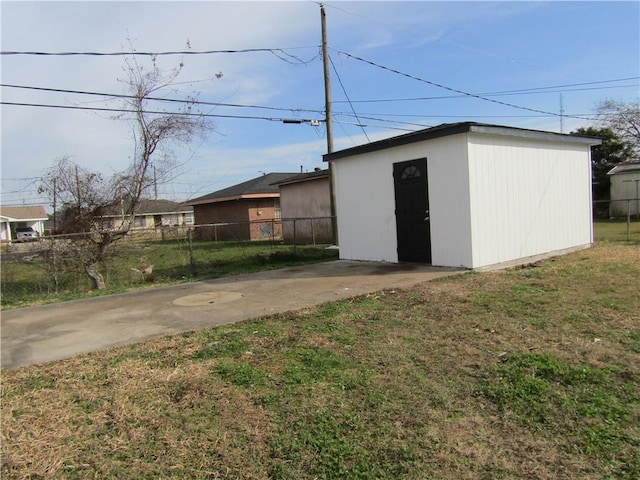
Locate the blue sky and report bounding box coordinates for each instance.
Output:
[2,1,639,207]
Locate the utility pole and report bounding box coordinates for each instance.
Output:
[321,3,333,153]
[321,3,338,245]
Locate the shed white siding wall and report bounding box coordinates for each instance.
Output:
[425,136,473,267]
[333,134,473,265]
[467,134,593,268]
[333,154,397,262]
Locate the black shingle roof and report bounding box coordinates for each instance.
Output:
[272,169,329,186]
[187,172,299,205]
[323,122,602,162]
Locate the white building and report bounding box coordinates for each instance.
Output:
[607,161,640,217]
[0,205,48,242]
[323,122,601,270]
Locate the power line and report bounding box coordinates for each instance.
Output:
[333,49,594,121]
[1,83,324,115]
[1,46,318,58]
[321,1,609,84]
[333,119,417,132]
[334,82,639,104]
[329,56,370,142]
[0,101,324,124]
[338,111,599,119]
[6,98,579,133]
[0,81,603,128]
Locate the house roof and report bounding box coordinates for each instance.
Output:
[272,169,330,187]
[0,205,48,221]
[186,172,299,205]
[102,199,193,217]
[607,161,640,176]
[323,122,603,162]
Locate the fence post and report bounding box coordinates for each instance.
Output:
[271,218,275,245]
[311,217,316,246]
[50,236,59,294]
[188,227,196,276]
[627,200,631,242]
[293,218,297,255]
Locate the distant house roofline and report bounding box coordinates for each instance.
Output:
[607,160,640,176]
[272,169,330,187]
[323,122,602,162]
[186,172,298,206]
[186,192,280,206]
[0,205,48,221]
[101,198,193,217]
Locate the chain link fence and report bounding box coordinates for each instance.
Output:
[1,217,337,309]
[2,209,638,309]
[593,199,640,242]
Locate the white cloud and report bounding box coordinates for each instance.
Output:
[2,1,638,207]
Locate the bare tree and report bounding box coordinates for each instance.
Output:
[38,156,114,288]
[114,53,212,221]
[38,54,214,289]
[596,100,640,157]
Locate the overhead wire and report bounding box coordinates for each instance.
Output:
[321,1,604,83]
[333,79,640,104]
[0,101,323,124]
[1,83,324,115]
[333,49,593,121]
[1,78,616,130]
[1,46,317,57]
[328,56,371,142]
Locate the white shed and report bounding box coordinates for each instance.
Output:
[607,161,640,217]
[323,122,601,270]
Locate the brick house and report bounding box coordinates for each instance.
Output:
[186,172,298,241]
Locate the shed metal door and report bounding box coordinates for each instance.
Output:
[393,158,431,263]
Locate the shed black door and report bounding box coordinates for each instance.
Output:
[393,158,431,263]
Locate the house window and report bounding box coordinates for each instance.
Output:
[101,219,112,230]
[260,223,274,237]
[274,199,281,220]
[164,214,178,226]
[401,165,421,179]
[134,216,145,227]
[184,212,194,225]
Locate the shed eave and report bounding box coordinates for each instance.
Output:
[468,124,602,146]
[323,122,602,162]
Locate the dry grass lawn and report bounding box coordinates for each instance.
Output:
[2,242,639,479]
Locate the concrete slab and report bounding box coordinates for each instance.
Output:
[1,260,464,370]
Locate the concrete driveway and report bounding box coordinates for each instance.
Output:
[1,260,463,370]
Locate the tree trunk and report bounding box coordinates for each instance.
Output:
[85,263,106,290]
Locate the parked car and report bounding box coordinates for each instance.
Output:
[15,227,39,241]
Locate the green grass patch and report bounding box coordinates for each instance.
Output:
[480,352,636,462]
[1,240,338,309]
[2,243,639,479]
[594,218,640,244]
